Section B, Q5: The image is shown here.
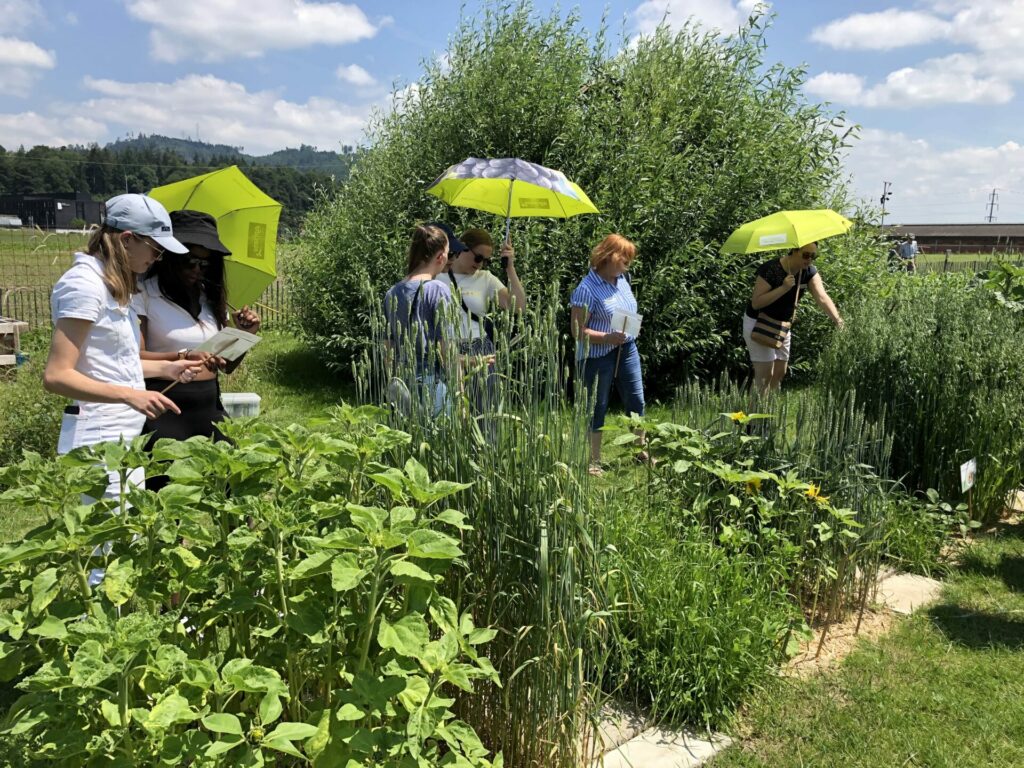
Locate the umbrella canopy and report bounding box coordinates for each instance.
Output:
[149,166,281,307]
[720,209,853,254]
[426,157,599,221]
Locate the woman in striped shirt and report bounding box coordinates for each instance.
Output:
[570,234,647,475]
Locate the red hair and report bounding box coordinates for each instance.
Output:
[590,234,637,269]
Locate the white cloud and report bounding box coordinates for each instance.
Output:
[77,74,369,154]
[0,0,42,34]
[0,37,56,97]
[810,9,950,50]
[806,54,1014,108]
[336,63,376,87]
[843,128,1024,222]
[0,112,106,149]
[632,0,769,35]
[124,0,381,63]
[809,1,1024,108]
[0,37,55,68]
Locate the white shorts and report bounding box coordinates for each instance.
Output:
[743,314,791,363]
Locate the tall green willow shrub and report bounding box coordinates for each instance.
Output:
[819,273,1024,521]
[294,1,872,387]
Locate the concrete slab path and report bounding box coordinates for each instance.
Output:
[876,570,943,615]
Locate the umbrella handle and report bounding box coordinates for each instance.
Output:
[502,179,515,269]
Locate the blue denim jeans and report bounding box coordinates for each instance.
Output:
[582,342,645,431]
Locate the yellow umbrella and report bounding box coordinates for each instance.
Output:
[149,166,281,307]
[426,157,599,261]
[720,209,853,254]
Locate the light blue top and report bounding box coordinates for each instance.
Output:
[570,268,637,360]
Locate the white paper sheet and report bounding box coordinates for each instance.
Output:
[610,309,643,338]
[194,327,261,362]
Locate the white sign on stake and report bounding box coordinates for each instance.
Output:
[960,458,977,494]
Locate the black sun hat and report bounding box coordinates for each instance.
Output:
[168,209,231,256]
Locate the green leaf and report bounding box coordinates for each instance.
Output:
[407,530,462,560]
[101,558,137,607]
[262,736,304,758]
[259,693,283,726]
[435,509,472,530]
[369,469,406,501]
[347,504,388,535]
[100,699,122,727]
[70,641,117,688]
[30,568,59,615]
[390,560,436,584]
[336,702,365,721]
[378,613,430,658]
[266,722,319,741]
[222,659,289,696]
[330,555,366,592]
[143,692,197,731]
[205,738,245,757]
[203,712,244,735]
[27,615,67,640]
[404,458,430,488]
[290,550,334,580]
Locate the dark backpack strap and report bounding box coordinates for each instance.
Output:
[447,268,494,342]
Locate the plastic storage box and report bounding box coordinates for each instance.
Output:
[221,393,261,418]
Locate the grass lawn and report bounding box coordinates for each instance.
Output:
[710,523,1024,768]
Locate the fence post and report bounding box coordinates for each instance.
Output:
[943,249,951,273]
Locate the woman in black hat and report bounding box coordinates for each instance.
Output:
[135,209,261,490]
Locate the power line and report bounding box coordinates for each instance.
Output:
[986,188,999,222]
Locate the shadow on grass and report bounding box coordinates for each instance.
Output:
[956,553,1024,594]
[928,604,1024,650]
[254,345,356,403]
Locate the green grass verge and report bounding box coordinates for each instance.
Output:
[710,524,1024,768]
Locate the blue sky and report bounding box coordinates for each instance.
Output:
[2,0,1022,223]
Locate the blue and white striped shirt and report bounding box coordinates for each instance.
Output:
[570,268,638,360]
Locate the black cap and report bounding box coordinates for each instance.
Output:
[168,209,231,255]
[426,220,467,254]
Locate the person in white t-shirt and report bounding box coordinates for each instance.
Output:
[435,226,527,355]
[44,193,202,461]
[433,224,527,425]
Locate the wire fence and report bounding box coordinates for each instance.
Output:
[0,228,293,330]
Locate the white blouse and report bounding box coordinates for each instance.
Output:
[50,253,146,425]
[132,277,220,353]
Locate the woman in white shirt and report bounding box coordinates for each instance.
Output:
[435,225,527,356]
[135,210,260,487]
[44,193,201,480]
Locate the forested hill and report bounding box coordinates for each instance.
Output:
[0,135,359,234]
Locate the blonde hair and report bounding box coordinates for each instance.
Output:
[590,234,637,269]
[85,225,137,305]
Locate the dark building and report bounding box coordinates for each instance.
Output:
[883,223,1024,254]
[0,192,103,230]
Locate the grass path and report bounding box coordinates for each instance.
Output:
[710,523,1024,768]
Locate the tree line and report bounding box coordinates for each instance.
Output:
[0,140,358,234]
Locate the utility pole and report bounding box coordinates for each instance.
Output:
[986,188,999,223]
[880,181,893,227]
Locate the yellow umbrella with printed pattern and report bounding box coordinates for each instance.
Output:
[720,209,853,254]
[149,165,281,308]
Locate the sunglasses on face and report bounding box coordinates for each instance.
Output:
[801,251,818,260]
[471,250,492,265]
[133,234,164,260]
[182,256,210,270]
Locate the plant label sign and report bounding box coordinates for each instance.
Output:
[960,458,977,493]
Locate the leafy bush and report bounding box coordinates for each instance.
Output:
[294,1,872,388]
[818,273,1024,522]
[0,408,501,767]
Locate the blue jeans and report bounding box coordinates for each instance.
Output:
[582,342,645,432]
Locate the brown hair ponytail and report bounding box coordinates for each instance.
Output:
[406,224,448,274]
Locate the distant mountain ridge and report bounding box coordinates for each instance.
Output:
[105,134,356,175]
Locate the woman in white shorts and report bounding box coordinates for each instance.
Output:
[743,241,843,395]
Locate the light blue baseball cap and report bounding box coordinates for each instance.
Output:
[104,193,189,254]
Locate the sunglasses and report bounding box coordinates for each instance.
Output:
[470,250,493,265]
[800,251,818,260]
[133,234,164,260]
[183,256,210,270]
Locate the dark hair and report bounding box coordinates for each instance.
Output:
[146,249,228,328]
[406,224,448,274]
[788,241,818,256]
[460,228,493,250]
